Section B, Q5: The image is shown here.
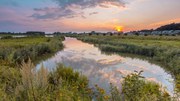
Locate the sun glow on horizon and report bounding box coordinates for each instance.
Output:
[115,26,123,32]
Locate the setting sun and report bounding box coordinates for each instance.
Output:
[115,26,123,32]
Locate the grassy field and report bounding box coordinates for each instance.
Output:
[0,36,64,65]
[0,37,49,48]
[77,35,180,48]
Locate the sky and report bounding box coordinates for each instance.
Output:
[0,0,180,32]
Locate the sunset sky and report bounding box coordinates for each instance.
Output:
[0,0,180,32]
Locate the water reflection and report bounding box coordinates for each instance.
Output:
[36,37,174,93]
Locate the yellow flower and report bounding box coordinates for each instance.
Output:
[104,95,110,100]
[59,93,63,97]
[100,89,105,94]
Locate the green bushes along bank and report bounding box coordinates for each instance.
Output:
[0,60,175,101]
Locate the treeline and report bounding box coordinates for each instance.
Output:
[156,23,180,31]
[0,32,46,37]
[0,32,25,35]
[0,60,174,100]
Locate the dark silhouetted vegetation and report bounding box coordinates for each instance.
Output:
[156,23,180,31]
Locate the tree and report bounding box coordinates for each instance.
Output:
[135,32,139,36]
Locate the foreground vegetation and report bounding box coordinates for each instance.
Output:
[0,59,176,101]
[68,35,180,91]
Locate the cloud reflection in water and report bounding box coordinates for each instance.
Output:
[36,37,174,93]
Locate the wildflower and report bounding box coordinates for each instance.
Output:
[100,88,105,94]
[104,95,110,100]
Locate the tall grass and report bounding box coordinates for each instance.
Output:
[0,36,64,65]
[15,59,49,100]
[0,59,92,101]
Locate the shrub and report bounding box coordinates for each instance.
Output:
[1,36,13,39]
[48,64,89,91]
[122,71,171,101]
[13,48,31,64]
[0,48,12,60]
[135,33,139,36]
[124,33,128,36]
[89,33,92,36]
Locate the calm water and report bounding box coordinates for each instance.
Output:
[36,37,174,93]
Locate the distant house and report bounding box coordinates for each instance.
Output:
[26,31,45,36]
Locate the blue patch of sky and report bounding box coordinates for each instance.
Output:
[0,0,57,10]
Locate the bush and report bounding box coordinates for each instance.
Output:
[48,64,89,92]
[0,48,12,60]
[122,71,171,101]
[135,33,139,36]
[1,36,13,39]
[13,48,32,64]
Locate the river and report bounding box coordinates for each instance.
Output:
[36,37,174,93]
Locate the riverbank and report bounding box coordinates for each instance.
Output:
[0,36,64,66]
[68,35,180,91]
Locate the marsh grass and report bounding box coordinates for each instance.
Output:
[75,35,180,91]
[0,36,64,65]
[15,59,49,101]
